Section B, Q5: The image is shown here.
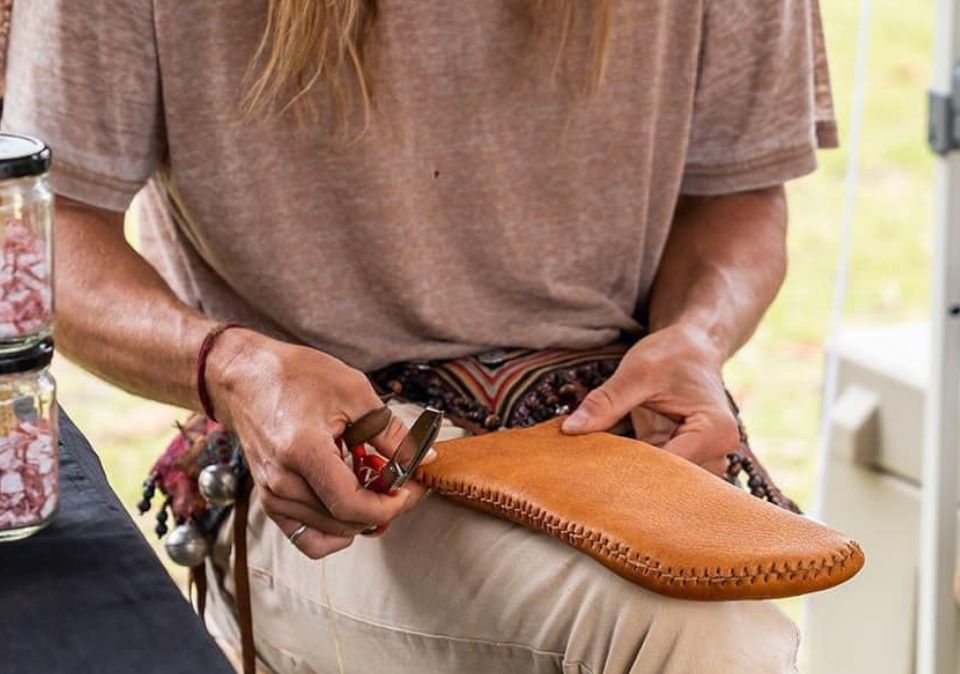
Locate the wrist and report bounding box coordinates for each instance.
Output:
[203,326,267,427]
[652,320,729,370]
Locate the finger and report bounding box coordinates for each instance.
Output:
[662,410,740,466]
[272,514,355,560]
[700,457,729,477]
[396,480,429,513]
[255,462,340,512]
[342,405,392,448]
[339,378,393,439]
[562,370,653,435]
[365,411,410,459]
[259,487,369,537]
[367,409,442,467]
[357,482,430,537]
[254,457,374,529]
[338,382,440,464]
[293,433,412,525]
[318,373,390,445]
[629,407,678,447]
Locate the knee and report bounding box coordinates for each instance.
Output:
[632,594,800,674]
[567,571,800,674]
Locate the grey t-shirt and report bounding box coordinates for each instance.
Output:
[3,0,835,370]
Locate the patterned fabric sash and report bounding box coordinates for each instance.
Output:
[370,344,629,435]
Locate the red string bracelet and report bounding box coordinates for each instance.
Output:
[196,322,243,422]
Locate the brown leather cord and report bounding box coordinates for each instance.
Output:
[225,411,390,673]
[724,391,801,514]
[190,563,207,622]
[194,415,386,673]
[233,477,255,674]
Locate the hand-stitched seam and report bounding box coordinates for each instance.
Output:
[419,475,862,587]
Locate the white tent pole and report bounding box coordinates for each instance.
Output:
[812,0,872,523]
[804,0,872,642]
[917,0,960,669]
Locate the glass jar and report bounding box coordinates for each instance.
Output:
[0,339,58,542]
[0,134,53,354]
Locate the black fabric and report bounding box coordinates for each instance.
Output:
[0,409,235,674]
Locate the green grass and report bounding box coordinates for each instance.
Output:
[53,0,935,654]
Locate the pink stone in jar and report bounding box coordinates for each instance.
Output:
[0,218,50,339]
[0,418,57,531]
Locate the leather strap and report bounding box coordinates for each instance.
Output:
[190,563,207,622]
[233,478,255,674]
[216,409,388,673]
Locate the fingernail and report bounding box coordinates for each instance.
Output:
[424,448,438,462]
[562,409,589,433]
[399,488,412,502]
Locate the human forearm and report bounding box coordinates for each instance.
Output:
[647,186,788,360]
[563,186,788,472]
[54,196,220,408]
[55,196,418,550]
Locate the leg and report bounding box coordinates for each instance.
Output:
[207,402,799,674]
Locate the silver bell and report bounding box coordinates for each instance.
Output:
[164,522,209,567]
[198,464,238,507]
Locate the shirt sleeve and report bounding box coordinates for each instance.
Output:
[680,0,837,196]
[2,0,163,212]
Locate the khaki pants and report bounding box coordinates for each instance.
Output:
[207,402,800,674]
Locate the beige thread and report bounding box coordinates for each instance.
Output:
[319,558,346,674]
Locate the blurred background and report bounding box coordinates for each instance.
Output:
[53,0,933,628]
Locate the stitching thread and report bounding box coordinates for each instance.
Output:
[419,474,862,588]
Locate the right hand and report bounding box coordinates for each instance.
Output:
[205,328,426,559]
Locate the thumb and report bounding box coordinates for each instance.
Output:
[562,375,644,435]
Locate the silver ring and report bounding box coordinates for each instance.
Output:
[288,523,309,545]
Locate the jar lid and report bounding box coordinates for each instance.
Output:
[0,134,52,180]
[0,339,54,374]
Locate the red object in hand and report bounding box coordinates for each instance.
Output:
[349,443,391,535]
[349,443,392,494]
[344,408,444,535]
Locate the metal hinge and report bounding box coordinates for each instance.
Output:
[929,65,960,155]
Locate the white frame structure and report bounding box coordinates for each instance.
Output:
[918,0,960,669]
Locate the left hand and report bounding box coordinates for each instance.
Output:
[560,324,740,475]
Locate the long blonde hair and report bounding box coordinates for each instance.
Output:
[244,1,611,133]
